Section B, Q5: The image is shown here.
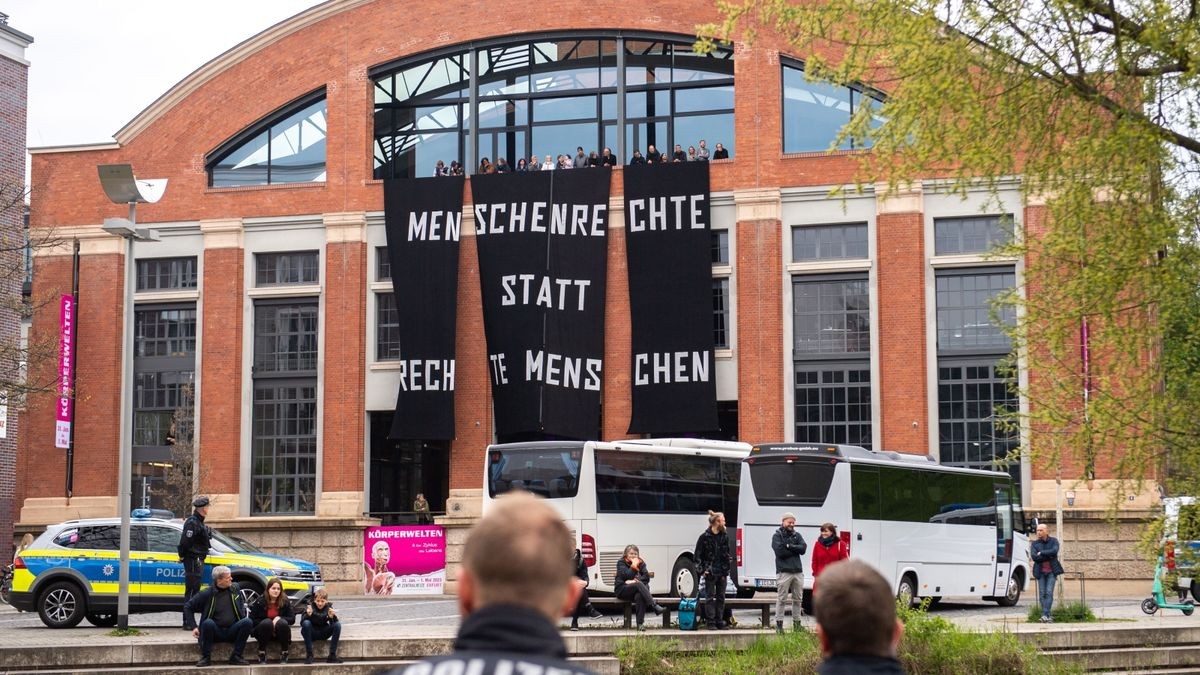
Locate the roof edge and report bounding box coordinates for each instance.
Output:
[113,0,375,146]
[29,142,121,155]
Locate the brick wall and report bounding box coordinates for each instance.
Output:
[875,211,929,453]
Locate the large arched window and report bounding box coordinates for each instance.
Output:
[372,33,734,179]
[782,59,883,153]
[207,90,327,188]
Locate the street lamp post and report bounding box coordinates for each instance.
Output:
[98,164,167,630]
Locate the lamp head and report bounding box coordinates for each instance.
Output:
[98,164,167,205]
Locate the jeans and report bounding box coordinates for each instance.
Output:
[616,581,654,626]
[301,620,341,656]
[198,617,252,658]
[704,574,727,626]
[1038,574,1057,618]
[251,618,291,650]
[776,572,802,622]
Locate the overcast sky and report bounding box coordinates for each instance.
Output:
[7,0,320,149]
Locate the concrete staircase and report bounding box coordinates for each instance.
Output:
[1019,624,1200,672]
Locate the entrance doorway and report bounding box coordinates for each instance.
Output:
[368,412,449,525]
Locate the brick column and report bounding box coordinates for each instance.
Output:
[602,194,632,440]
[198,219,244,519]
[874,183,928,453]
[449,204,491,491]
[319,212,366,517]
[733,188,785,445]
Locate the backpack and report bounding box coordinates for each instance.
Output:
[677,597,698,630]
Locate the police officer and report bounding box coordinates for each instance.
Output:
[390,492,594,675]
[178,495,212,628]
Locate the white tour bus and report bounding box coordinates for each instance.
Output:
[737,443,1029,609]
[483,438,752,597]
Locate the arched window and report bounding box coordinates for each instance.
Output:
[207,91,327,187]
[781,59,882,153]
[372,33,734,179]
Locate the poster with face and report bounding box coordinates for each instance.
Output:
[362,526,446,595]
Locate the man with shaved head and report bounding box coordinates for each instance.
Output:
[392,492,594,675]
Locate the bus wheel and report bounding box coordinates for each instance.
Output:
[672,558,699,598]
[1191,579,1200,603]
[896,574,918,609]
[995,572,1022,607]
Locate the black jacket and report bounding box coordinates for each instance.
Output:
[772,526,808,574]
[249,597,296,625]
[303,602,339,629]
[695,528,732,577]
[818,654,906,674]
[183,583,247,630]
[614,557,651,591]
[178,510,211,560]
[389,605,595,675]
[572,550,589,586]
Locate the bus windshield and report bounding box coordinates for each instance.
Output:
[488,446,582,499]
[747,458,836,506]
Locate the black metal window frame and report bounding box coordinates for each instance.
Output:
[792,273,871,359]
[136,256,198,291]
[934,266,1016,356]
[791,222,869,262]
[251,298,320,515]
[371,31,734,179]
[936,359,1019,479]
[375,246,392,282]
[205,88,327,188]
[933,214,1014,256]
[713,277,730,350]
[132,303,196,506]
[376,292,400,361]
[255,250,321,287]
[780,57,885,153]
[793,362,872,450]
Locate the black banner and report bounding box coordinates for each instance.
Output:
[471,169,610,440]
[383,175,464,440]
[623,162,719,434]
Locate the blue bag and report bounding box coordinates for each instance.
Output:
[677,597,698,630]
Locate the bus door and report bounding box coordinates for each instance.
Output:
[993,482,1014,586]
[849,465,881,570]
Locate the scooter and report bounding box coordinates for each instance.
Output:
[1141,554,1195,616]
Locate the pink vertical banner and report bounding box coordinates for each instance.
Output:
[363,526,446,595]
[55,294,76,449]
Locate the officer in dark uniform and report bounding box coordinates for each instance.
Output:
[178,495,212,628]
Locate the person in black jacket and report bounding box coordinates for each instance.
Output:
[301,588,343,664]
[249,578,295,664]
[570,548,603,630]
[645,144,662,164]
[390,492,595,675]
[177,495,212,627]
[771,511,807,633]
[814,560,906,675]
[695,510,732,630]
[183,565,253,667]
[615,544,663,630]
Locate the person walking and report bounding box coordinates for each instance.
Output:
[184,565,253,667]
[177,496,212,628]
[771,512,807,633]
[301,588,343,664]
[249,578,295,664]
[389,492,596,674]
[1031,523,1065,622]
[695,510,732,629]
[615,544,663,631]
[811,523,850,595]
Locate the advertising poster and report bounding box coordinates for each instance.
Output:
[55,294,76,449]
[363,525,446,595]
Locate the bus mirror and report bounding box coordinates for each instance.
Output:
[1028,516,1039,533]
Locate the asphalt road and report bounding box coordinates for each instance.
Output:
[0,593,1151,633]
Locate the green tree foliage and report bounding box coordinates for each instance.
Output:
[701,0,1200,500]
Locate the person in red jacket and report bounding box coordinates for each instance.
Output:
[811,523,850,595]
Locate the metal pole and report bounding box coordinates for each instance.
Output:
[66,239,80,498]
[116,214,136,630]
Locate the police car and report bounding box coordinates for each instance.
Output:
[11,510,323,628]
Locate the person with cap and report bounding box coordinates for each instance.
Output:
[771,511,807,633]
[178,495,213,626]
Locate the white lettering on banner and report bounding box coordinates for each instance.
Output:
[407,210,461,241]
[525,350,601,391]
[627,194,707,232]
[396,360,455,392]
[633,351,711,385]
[366,528,443,539]
[474,202,605,237]
[500,275,591,311]
[488,353,509,385]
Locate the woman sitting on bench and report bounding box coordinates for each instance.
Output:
[614,544,664,630]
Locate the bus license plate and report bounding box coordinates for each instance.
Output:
[755,578,776,589]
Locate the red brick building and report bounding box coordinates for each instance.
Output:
[19,0,1153,589]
